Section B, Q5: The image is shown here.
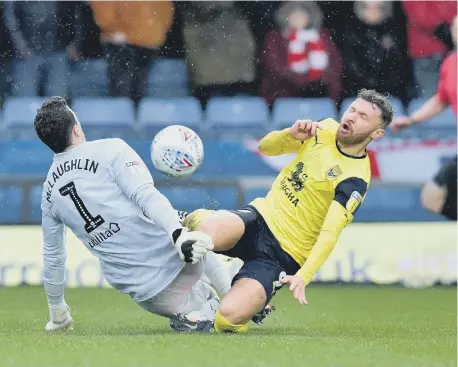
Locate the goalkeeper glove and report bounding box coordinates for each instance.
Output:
[172,228,214,264]
[45,302,73,332]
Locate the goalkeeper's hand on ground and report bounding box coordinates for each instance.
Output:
[45,302,73,332]
[172,228,214,264]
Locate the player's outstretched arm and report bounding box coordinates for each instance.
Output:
[259,120,321,156]
[112,140,213,263]
[392,95,447,130]
[283,177,367,304]
[42,207,73,332]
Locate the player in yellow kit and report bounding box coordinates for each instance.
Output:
[173,89,393,333]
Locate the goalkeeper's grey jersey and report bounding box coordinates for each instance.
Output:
[41,138,184,302]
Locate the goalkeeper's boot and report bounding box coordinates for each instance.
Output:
[45,303,73,332]
[169,297,219,333]
[169,314,215,333]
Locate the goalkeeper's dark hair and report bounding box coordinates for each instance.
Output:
[34,96,78,153]
[357,89,394,128]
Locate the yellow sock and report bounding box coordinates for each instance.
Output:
[214,311,249,333]
[183,209,215,231]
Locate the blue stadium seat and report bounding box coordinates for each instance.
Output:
[158,186,237,212]
[0,141,53,177]
[356,186,443,222]
[72,98,136,139]
[30,185,43,223]
[2,97,46,139]
[69,59,108,98]
[272,98,337,129]
[205,97,269,136]
[407,99,457,140]
[147,58,190,98]
[137,98,202,136]
[0,186,24,224]
[340,97,405,119]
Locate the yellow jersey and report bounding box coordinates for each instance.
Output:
[251,118,371,284]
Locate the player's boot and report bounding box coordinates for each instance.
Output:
[252,305,276,324]
[182,209,215,231]
[169,314,215,333]
[176,210,189,225]
[169,297,219,333]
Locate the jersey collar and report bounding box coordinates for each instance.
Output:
[335,140,367,159]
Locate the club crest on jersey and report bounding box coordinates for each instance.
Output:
[326,165,343,179]
[346,191,363,213]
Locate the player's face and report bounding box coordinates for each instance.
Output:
[337,99,385,145]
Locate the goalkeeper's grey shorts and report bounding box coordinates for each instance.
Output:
[135,260,217,318]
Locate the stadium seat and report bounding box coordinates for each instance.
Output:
[137,98,202,136]
[272,98,338,129]
[30,185,43,223]
[69,59,108,98]
[2,97,46,139]
[340,97,405,119]
[0,185,24,224]
[147,58,190,98]
[0,140,53,177]
[158,186,238,212]
[407,99,457,140]
[356,186,443,222]
[72,98,136,139]
[205,97,269,136]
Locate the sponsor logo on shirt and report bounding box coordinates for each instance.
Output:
[126,161,146,175]
[87,222,121,248]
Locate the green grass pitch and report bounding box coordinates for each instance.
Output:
[0,285,456,367]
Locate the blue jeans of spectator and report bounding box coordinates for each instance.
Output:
[12,52,68,97]
[104,43,155,104]
[413,54,444,98]
[0,59,12,106]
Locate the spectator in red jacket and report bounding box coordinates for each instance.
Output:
[392,16,457,221]
[403,1,457,98]
[259,1,342,106]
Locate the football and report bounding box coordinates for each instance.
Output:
[151,125,204,177]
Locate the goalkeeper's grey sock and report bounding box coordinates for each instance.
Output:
[204,252,232,296]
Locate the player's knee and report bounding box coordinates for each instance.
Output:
[197,210,245,252]
[217,299,249,327]
[421,181,446,214]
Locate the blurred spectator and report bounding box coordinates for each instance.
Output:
[91,1,174,104]
[403,1,457,98]
[391,16,457,221]
[0,4,14,106]
[259,1,342,106]
[181,2,257,105]
[341,1,408,101]
[4,1,75,97]
[68,2,103,61]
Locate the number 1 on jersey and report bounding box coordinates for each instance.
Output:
[59,181,105,233]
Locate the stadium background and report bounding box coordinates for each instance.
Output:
[0,1,456,287]
[0,2,456,366]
